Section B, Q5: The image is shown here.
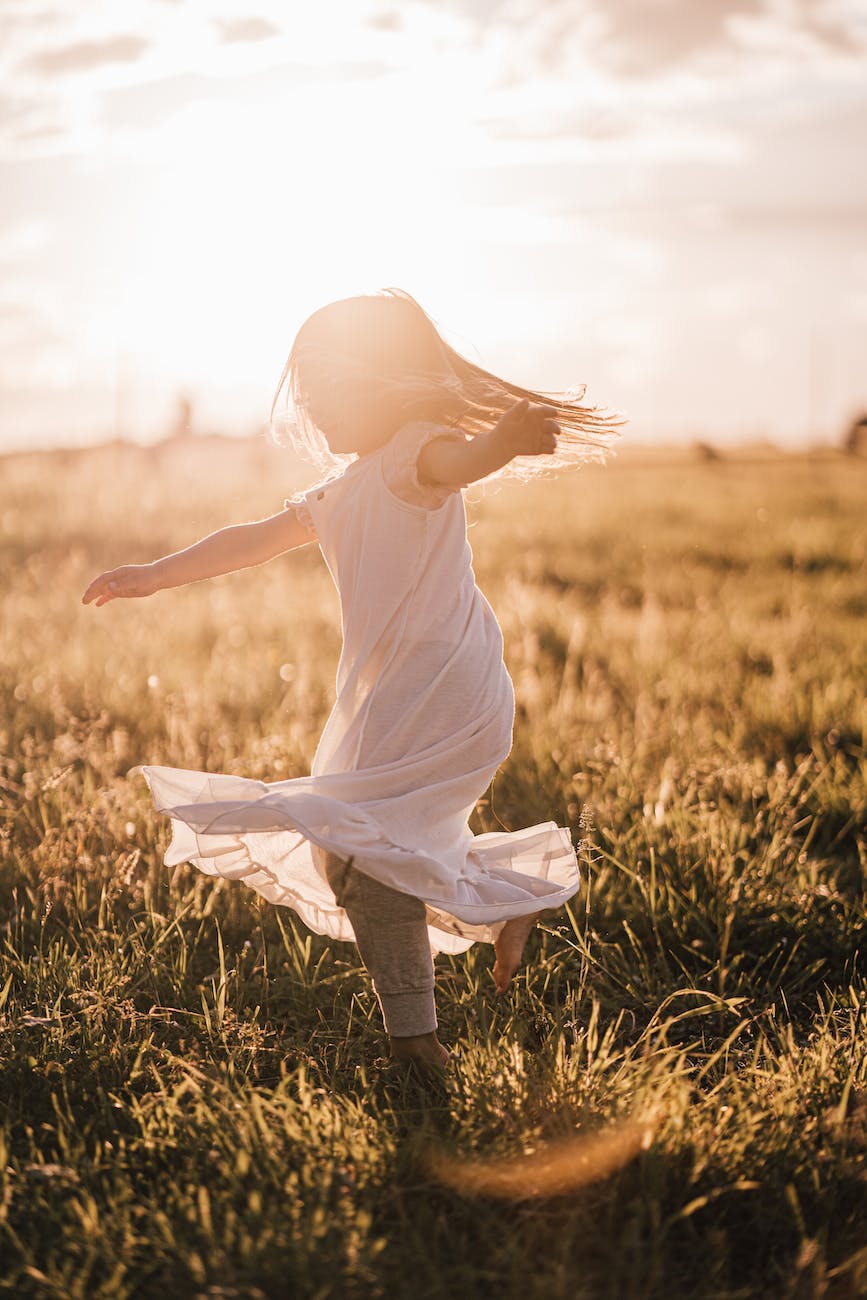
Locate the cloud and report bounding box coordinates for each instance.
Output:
[21,33,150,77]
[0,298,64,349]
[215,17,281,45]
[0,5,402,161]
[476,0,866,83]
[0,218,54,260]
[586,0,763,78]
[794,0,864,54]
[99,58,391,139]
[489,106,638,142]
[367,10,403,32]
[0,299,45,323]
[0,91,42,127]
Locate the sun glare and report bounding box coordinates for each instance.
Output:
[101,60,501,415]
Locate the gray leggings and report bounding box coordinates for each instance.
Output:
[312,846,437,1037]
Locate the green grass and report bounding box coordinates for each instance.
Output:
[1,439,865,1298]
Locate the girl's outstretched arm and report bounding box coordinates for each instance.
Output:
[82,505,314,607]
[418,398,559,489]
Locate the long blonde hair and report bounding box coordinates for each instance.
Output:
[269,288,627,481]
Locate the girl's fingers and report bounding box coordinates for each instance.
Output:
[83,572,121,605]
[503,400,559,428]
[504,398,529,423]
[499,399,559,455]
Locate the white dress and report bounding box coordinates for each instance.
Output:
[134,421,580,954]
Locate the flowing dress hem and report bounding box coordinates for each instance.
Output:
[132,763,581,952]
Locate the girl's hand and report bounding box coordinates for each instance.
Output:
[495,398,560,458]
[81,563,161,607]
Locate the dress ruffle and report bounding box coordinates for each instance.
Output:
[131,763,580,955]
[381,423,467,509]
[282,494,316,537]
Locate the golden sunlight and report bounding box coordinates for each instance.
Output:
[425,1115,658,1199]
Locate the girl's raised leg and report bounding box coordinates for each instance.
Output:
[492,913,544,994]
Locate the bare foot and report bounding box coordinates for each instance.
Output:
[389,1031,451,1072]
[493,913,542,994]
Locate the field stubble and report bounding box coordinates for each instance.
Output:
[0,440,865,1299]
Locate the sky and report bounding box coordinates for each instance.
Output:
[1,0,866,451]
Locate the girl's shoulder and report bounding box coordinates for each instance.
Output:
[283,459,362,509]
[282,466,353,536]
[380,421,466,511]
[383,418,459,452]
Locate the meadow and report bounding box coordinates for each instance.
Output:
[1,435,865,1299]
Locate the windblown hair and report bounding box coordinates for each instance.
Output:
[269,288,627,482]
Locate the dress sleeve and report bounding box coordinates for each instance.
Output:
[282,491,316,538]
[381,422,468,510]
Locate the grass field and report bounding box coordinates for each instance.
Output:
[1,437,865,1299]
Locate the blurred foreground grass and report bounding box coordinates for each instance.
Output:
[1,437,865,1299]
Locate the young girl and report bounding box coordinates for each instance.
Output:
[82,288,625,1072]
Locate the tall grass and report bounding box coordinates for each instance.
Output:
[1,440,865,1298]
